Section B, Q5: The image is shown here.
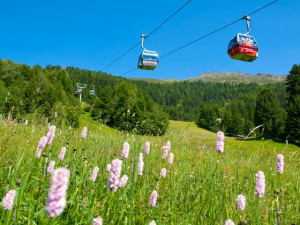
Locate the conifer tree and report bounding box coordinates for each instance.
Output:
[254,89,286,139]
[285,64,300,144]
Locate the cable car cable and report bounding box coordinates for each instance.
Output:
[101,0,193,71]
[146,0,192,39]
[247,0,278,16]
[122,68,138,76]
[121,0,278,76]
[160,18,242,59]
[101,42,141,71]
[161,0,278,59]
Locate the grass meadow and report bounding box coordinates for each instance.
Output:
[0,113,299,224]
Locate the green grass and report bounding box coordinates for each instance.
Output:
[0,114,299,224]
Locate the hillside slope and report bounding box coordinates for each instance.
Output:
[131,72,286,84]
[188,72,286,84]
[1,112,299,224]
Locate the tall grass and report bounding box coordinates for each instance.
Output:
[0,115,299,224]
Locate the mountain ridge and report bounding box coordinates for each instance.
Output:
[130,72,286,84]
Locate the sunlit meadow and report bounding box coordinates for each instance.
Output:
[0,113,299,224]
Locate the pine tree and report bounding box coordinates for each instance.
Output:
[254,89,286,139]
[285,64,300,144]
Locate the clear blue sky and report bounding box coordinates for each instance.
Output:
[0,0,299,80]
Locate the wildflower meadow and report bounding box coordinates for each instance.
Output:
[0,114,299,224]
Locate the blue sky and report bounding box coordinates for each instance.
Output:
[0,0,299,80]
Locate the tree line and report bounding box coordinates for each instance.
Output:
[132,65,300,144]
[1,59,299,144]
[0,60,80,127]
[133,79,285,135]
[0,60,168,136]
[66,67,169,136]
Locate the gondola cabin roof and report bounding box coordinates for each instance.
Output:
[228,33,258,49]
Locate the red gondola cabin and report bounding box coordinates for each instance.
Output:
[227,33,258,62]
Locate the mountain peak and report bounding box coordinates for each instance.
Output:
[187,72,286,84]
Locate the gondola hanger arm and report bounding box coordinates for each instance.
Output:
[140,34,148,50]
[242,15,251,34]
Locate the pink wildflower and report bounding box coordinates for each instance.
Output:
[59,147,67,161]
[47,160,55,174]
[108,159,122,191]
[216,140,224,152]
[225,219,235,225]
[46,125,56,145]
[255,171,265,197]
[168,153,174,165]
[166,141,171,151]
[93,216,103,225]
[90,167,99,182]
[217,131,225,140]
[138,153,144,176]
[36,136,48,158]
[216,131,224,152]
[81,127,88,138]
[121,141,130,158]
[160,168,167,178]
[2,189,16,210]
[144,141,150,155]
[162,145,169,160]
[46,168,70,217]
[149,190,158,206]
[236,194,246,211]
[106,164,111,172]
[119,175,128,188]
[277,154,284,174]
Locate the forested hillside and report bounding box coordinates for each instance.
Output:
[133,79,287,137]
[0,60,81,127]
[57,64,299,142]
[63,67,169,136]
[1,59,300,144]
[0,60,169,136]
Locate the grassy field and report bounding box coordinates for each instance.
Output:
[0,114,299,225]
